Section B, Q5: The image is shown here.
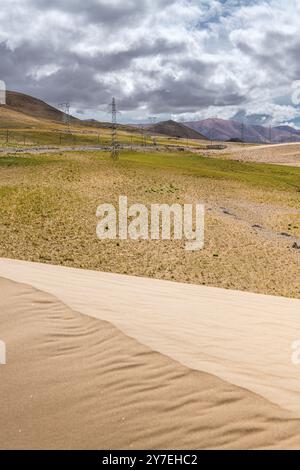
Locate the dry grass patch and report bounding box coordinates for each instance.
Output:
[0,150,299,298]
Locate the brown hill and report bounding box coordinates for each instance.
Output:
[1,91,138,132]
[146,120,208,140]
[0,105,48,129]
[82,119,140,133]
[4,91,77,124]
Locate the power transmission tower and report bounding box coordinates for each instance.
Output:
[59,102,71,133]
[140,125,146,149]
[269,125,272,144]
[148,117,157,147]
[111,97,119,160]
[210,127,214,146]
[148,116,157,124]
[241,121,245,143]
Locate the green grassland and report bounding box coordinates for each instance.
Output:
[1,149,298,191]
[0,126,207,149]
[118,150,300,192]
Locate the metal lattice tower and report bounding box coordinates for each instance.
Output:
[241,121,245,143]
[269,125,272,144]
[149,116,157,124]
[59,102,71,133]
[148,116,157,147]
[111,98,119,160]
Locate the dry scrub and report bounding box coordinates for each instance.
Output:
[0,150,299,298]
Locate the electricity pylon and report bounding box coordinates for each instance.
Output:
[58,102,71,133]
[111,97,119,160]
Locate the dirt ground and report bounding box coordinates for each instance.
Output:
[0,150,299,298]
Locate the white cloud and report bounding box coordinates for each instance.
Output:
[0,0,299,124]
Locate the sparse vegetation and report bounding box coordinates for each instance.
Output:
[0,91,299,298]
[0,148,299,298]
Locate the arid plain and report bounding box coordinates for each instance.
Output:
[0,92,300,449]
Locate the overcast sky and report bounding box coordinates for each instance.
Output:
[0,0,300,125]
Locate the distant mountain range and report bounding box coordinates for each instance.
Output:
[184,118,300,144]
[139,117,300,143]
[2,91,300,144]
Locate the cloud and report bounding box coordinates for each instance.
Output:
[0,0,299,124]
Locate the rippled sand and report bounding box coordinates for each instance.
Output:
[1,259,300,449]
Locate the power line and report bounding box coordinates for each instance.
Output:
[111,97,119,160]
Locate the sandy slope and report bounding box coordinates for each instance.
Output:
[0,258,300,414]
[1,276,300,450]
[0,258,300,449]
[224,142,300,166]
[200,142,300,166]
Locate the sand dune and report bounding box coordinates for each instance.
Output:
[201,142,300,166]
[226,142,300,166]
[1,276,300,450]
[0,258,300,413]
[1,258,300,449]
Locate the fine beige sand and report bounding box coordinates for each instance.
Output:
[218,142,300,166]
[1,258,300,449]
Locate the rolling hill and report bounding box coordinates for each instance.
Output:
[145,120,207,140]
[0,91,138,132]
[0,105,47,129]
[4,90,77,123]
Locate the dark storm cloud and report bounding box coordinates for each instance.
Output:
[0,34,187,110]
[0,0,299,123]
[29,0,175,26]
[119,72,245,113]
[30,0,145,25]
[80,38,187,72]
